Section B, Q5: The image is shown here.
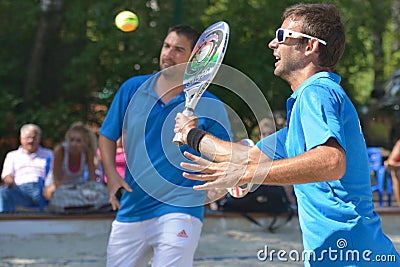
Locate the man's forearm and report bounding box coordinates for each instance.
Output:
[98,135,117,177]
[198,133,252,164]
[2,174,14,186]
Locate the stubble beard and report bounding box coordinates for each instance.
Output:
[275,55,303,84]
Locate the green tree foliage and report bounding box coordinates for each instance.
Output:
[0,0,399,164]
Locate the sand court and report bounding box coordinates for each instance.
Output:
[0,210,399,267]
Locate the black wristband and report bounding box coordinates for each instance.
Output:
[187,128,207,152]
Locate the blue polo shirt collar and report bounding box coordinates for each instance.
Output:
[286,71,341,126]
[290,71,341,100]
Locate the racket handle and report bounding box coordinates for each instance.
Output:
[172,108,194,146]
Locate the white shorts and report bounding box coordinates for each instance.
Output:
[106,213,203,267]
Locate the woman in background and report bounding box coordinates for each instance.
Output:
[384,139,400,206]
[43,121,97,200]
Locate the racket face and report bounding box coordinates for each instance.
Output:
[183,21,229,95]
[172,22,229,146]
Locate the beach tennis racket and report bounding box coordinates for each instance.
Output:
[173,21,229,146]
[226,139,254,198]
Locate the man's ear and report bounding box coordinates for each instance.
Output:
[304,38,320,56]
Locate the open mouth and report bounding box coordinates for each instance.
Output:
[274,56,281,67]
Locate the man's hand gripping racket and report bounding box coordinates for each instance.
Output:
[172,22,251,198]
[172,21,229,145]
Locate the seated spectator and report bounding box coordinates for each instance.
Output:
[43,121,97,200]
[0,124,53,212]
[43,122,109,213]
[384,139,400,206]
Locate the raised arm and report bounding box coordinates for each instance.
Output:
[175,113,346,190]
[174,112,251,164]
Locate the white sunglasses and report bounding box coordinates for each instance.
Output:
[275,28,327,46]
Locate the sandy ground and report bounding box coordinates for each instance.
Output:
[0,213,399,267]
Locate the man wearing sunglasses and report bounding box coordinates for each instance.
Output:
[175,3,399,266]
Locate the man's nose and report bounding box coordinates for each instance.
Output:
[268,38,278,49]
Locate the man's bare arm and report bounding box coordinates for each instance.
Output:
[181,138,346,190]
[246,138,346,185]
[98,135,132,210]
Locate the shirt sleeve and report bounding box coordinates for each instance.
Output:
[256,128,288,160]
[1,152,15,179]
[99,76,151,141]
[298,86,346,151]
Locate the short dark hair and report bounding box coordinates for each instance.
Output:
[167,25,200,50]
[283,3,346,71]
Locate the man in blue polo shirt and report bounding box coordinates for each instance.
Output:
[99,25,231,267]
[174,4,399,266]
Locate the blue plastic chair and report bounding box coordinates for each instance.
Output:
[386,172,393,206]
[367,147,392,207]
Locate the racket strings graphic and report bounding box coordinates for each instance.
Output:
[173,21,229,145]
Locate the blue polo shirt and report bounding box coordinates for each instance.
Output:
[257,72,399,266]
[100,73,232,223]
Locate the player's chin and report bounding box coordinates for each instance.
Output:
[273,67,282,77]
[160,61,176,70]
[160,62,168,68]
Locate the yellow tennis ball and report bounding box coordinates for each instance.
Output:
[115,11,139,32]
